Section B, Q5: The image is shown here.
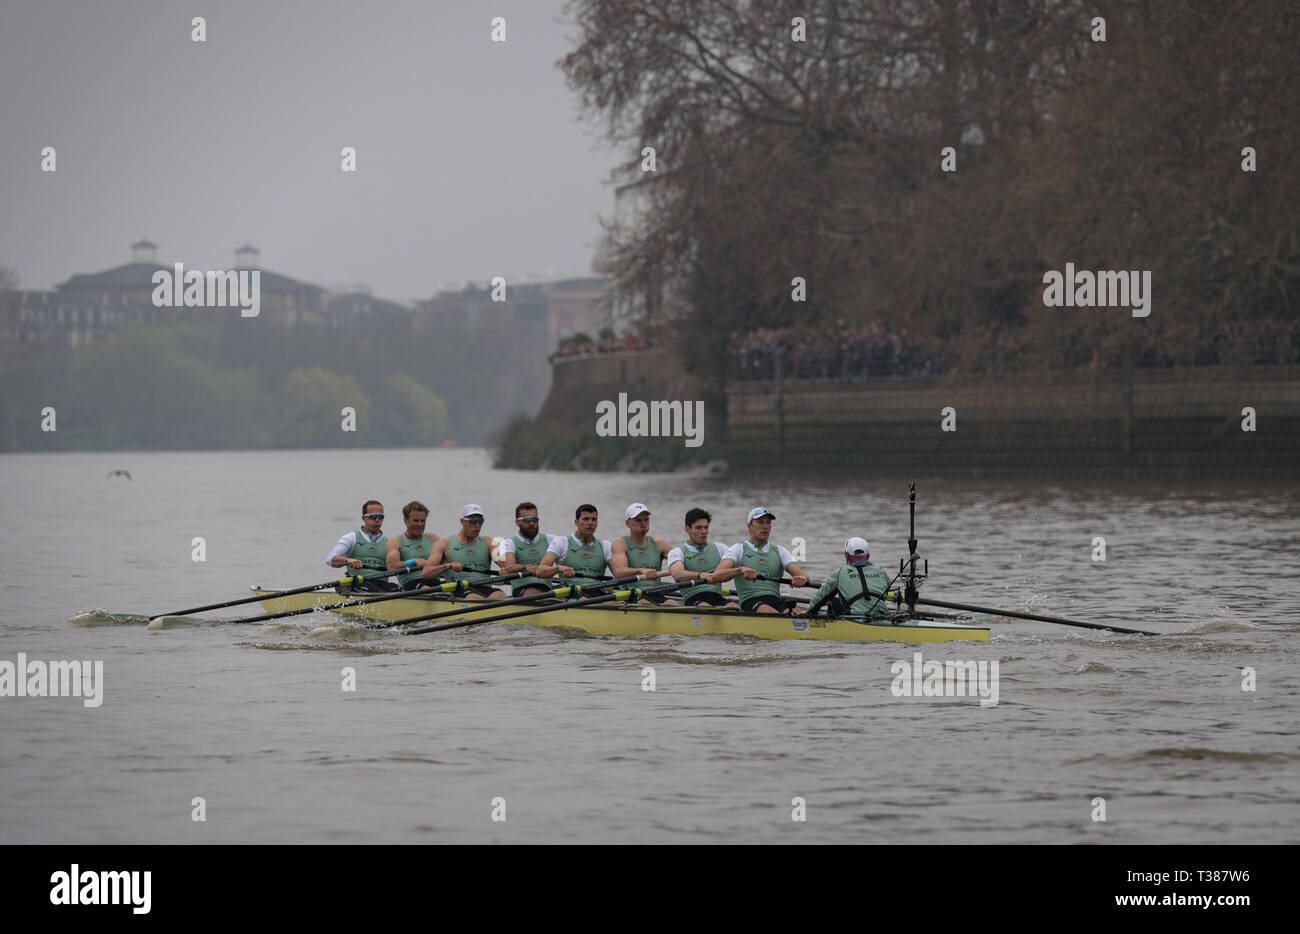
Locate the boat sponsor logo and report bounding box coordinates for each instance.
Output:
[889,651,999,707]
[151,262,261,317]
[0,654,103,707]
[791,618,809,633]
[49,864,150,914]
[594,392,704,448]
[1042,263,1151,318]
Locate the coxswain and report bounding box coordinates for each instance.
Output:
[807,537,892,619]
[386,500,440,591]
[666,507,755,606]
[423,504,505,598]
[324,499,396,592]
[727,507,809,614]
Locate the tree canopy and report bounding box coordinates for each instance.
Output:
[563,0,1300,384]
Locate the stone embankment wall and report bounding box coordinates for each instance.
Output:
[535,351,695,426]
[538,353,1299,476]
[727,365,1300,476]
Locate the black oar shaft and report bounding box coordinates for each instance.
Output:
[367,575,642,630]
[404,579,702,636]
[911,596,1157,636]
[235,584,441,624]
[234,571,527,625]
[757,575,823,587]
[147,567,407,620]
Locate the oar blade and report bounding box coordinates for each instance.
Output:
[67,610,149,627]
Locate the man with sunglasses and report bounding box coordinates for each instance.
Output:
[325,499,398,592]
[496,502,561,597]
[422,504,505,599]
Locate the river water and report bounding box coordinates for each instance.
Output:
[1,449,1296,843]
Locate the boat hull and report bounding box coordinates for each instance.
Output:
[252,589,990,643]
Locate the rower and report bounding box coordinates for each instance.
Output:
[808,537,892,619]
[611,503,675,604]
[325,500,396,591]
[386,500,439,591]
[667,507,755,606]
[728,507,809,614]
[497,502,560,597]
[539,503,613,595]
[423,504,505,599]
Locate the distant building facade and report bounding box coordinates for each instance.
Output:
[600,157,682,336]
[1,240,330,349]
[416,277,607,348]
[1,240,605,353]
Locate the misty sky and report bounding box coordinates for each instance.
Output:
[0,0,623,302]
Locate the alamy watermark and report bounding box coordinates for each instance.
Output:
[889,652,999,707]
[1042,263,1151,318]
[151,263,261,317]
[595,392,704,448]
[49,864,150,914]
[0,654,103,707]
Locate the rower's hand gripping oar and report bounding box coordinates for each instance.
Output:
[147,565,412,622]
[754,574,821,587]
[402,577,705,636]
[230,570,527,625]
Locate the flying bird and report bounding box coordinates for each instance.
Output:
[107,469,132,481]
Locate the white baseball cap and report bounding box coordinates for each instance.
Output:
[460,504,485,519]
[625,503,651,520]
[747,507,775,522]
[844,536,870,555]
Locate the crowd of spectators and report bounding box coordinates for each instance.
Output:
[548,332,657,363]
[730,321,933,380]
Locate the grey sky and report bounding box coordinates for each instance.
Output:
[0,0,621,302]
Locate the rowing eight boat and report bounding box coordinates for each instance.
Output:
[251,588,991,643]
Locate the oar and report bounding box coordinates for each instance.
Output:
[901,594,1158,636]
[757,575,823,587]
[362,573,650,630]
[146,566,412,622]
[229,571,527,625]
[402,578,703,636]
[842,584,1156,635]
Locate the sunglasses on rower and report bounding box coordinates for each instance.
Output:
[364,513,384,520]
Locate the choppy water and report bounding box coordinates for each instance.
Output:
[2,449,1297,843]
